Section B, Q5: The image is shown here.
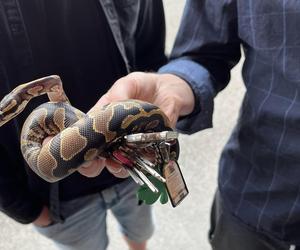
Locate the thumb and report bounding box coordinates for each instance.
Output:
[94,72,159,109]
[93,74,139,109]
[159,99,180,129]
[95,93,112,107]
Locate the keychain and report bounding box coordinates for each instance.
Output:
[109,131,189,207]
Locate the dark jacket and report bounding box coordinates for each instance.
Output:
[0,0,166,224]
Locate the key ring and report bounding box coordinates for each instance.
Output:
[108,131,189,207]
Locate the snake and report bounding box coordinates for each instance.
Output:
[0,75,178,182]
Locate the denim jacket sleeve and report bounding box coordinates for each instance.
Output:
[159,0,241,134]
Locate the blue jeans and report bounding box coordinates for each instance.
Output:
[34,178,154,250]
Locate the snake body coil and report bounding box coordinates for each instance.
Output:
[0,76,176,182]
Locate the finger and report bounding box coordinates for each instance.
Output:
[93,75,137,109]
[42,136,54,146]
[77,158,106,177]
[94,72,158,108]
[155,74,195,126]
[106,159,129,178]
[95,93,112,107]
[33,206,52,227]
[158,97,181,128]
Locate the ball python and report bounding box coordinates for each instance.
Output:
[0,75,178,182]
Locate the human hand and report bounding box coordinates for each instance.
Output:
[78,157,129,178]
[92,72,195,128]
[85,72,195,178]
[33,206,52,227]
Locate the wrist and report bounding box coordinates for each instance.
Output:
[158,74,195,117]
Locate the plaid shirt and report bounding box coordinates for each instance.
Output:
[160,0,300,245]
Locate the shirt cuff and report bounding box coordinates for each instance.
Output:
[158,58,215,134]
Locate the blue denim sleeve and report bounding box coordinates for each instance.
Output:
[159,59,215,134]
[158,0,241,134]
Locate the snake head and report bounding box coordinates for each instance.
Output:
[0,93,24,127]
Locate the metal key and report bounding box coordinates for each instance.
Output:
[131,167,159,193]
[135,156,166,183]
[121,131,188,206]
[111,150,159,193]
[110,131,179,195]
[110,153,144,185]
[118,145,166,183]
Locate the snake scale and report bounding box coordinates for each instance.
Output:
[0,75,178,182]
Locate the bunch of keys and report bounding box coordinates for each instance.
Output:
[109,131,189,207]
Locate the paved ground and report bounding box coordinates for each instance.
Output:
[0,1,246,250]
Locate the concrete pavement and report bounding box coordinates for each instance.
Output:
[0,1,246,249]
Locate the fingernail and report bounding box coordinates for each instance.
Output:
[97,156,106,161]
[107,166,123,174]
[81,161,91,168]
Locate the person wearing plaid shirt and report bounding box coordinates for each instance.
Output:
[96,0,300,249]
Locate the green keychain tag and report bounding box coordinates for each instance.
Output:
[136,160,189,206]
[137,175,169,205]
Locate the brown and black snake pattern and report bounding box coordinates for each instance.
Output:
[0,75,178,182]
